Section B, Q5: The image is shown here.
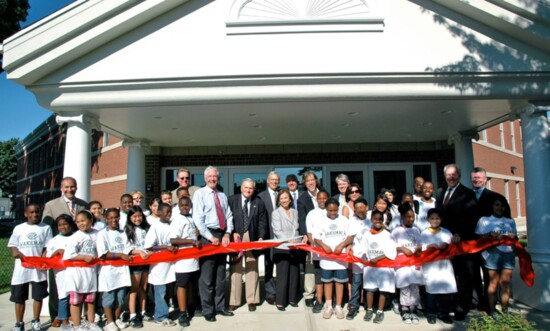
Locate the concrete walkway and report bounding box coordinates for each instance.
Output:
[1,290,548,331]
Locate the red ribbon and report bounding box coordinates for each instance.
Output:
[22,237,533,287]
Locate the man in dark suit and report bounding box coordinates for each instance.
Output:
[286,174,300,208]
[41,177,88,326]
[257,171,280,304]
[228,179,268,312]
[471,166,512,312]
[435,164,478,321]
[297,171,321,307]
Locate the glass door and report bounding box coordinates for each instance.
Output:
[367,164,413,203]
[228,167,273,196]
[325,166,366,200]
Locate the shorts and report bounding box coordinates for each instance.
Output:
[313,260,322,285]
[102,287,128,308]
[363,266,396,293]
[130,265,149,274]
[176,271,197,288]
[483,249,516,270]
[10,281,48,304]
[320,269,348,283]
[69,291,96,305]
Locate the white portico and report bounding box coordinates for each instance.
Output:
[2,0,550,310]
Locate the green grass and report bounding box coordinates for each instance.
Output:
[0,237,14,294]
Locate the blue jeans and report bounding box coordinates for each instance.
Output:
[58,296,69,321]
[153,284,168,321]
[348,272,363,310]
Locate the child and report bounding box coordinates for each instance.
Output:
[367,194,393,229]
[314,198,353,320]
[144,203,177,326]
[8,204,52,331]
[420,208,456,324]
[169,197,200,327]
[391,204,423,324]
[45,214,76,331]
[346,197,370,320]
[160,190,173,207]
[88,201,107,232]
[97,208,133,331]
[360,209,396,324]
[118,194,134,230]
[62,210,102,331]
[416,182,436,232]
[172,188,191,216]
[123,206,152,327]
[146,198,161,226]
[305,190,329,313]
[475,197,517,318]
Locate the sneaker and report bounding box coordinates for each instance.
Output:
[410,312,419,324]
[94,314,102,323]
[12,323,25,331]
[31,319,42,331]
[402,311,412,324]
[120,311,130,323]
[141,313,154,322]
[373,311,384,324]
[178,313,190,327]
[363,309,373,321]
[115,319,129,330]
[103,322,120,331]
[84,321,103,331]
[312,300,323,313]
[322,306,333,319]
[60,324,73,331]
[392,299,400,315]
[346,308,358,320]
[334,306,345,319]
[128,316,143,329]
[154,319,176,327]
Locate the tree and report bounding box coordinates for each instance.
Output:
[0,0,30,73]
[0,138,19,198]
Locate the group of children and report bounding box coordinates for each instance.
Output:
[9,184,517,330]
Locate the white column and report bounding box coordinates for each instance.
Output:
[449,131,478,186]
[512,103,550,311]
[123,139,148,194]
[56,114,99,202]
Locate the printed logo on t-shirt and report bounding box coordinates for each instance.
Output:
[19,232,44,248]
[115,236,123,244]
[80,239,96,255]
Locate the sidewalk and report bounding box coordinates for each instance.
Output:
[1,290,548,331]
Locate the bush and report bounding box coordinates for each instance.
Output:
[467,312,540,331]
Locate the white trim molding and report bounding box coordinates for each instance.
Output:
[91,174,127,186]
[486,172,524,182]
[472,140,523,158]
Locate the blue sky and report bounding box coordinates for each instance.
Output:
[0,0,74,141]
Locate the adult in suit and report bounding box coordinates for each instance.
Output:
[471,167,512,312]
[41,177,87,326]
[297,171,321,307]
[435,164,478,321]
[192,166,234,322]
[171,168,191,203]
[286,174,300,208]
[228,179,268,312]
[257,171,280,304]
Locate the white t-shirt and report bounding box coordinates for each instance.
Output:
[360,230,396,293]
[348,216,369,274]
[124,226,148,252]
[169,213,199,273]
[415,199,436,232]
[8,223,52,285]
[96,228,132,292]
[391,226,423,288]
[93,220,107,232]
[315,215,350,270]
[306,208,326,261]
[475,215,517,253]
[420,227,457,294]
[144,221,175,285]
[146,215,160,227]
[119,211,128,231]
[62,229,99,293]
[46,234,71,298]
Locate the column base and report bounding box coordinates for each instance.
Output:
[512,261,550,311]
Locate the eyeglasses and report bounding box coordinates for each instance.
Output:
[350,190,360,194]
[179,177,190,180]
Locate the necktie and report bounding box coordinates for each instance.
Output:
[67,200,75,218]
[443,188,453,207]
[475,189,482,200]
[293,192,297,209]
[212,190,225,230]
[272,191,278,209]
[243,199,250,231]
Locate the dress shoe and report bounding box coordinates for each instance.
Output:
[51,318,62,327]
[204,314,216,322]
[248,304,256,312]
[440,315,454,324]
[276,305,286,311]
[289,302,299,307]
[217,310,235,317]
[228,305,238,312]
[265,297,276,305]
[305,299,313,307]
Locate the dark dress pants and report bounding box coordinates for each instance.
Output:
[199,229,227,315]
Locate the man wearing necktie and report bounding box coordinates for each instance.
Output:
[227,179,268,312]
[435,164,478,321]
[286,174,300,209]
[192,166,234,322]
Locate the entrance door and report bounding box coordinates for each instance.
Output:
[325,166,366,200]
[368,164,413,203]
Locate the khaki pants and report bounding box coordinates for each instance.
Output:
[229,232,260,306]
